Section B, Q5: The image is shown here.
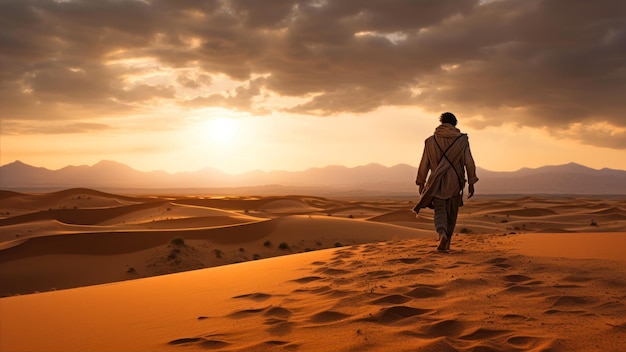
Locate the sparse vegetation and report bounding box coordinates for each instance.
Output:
[263,240,272,247]
[214,249,224,258]
[278,242,290,250]
[171,238,185,246]
[590,219,598,226]
[253,253,261,260]
[126,267,136,274]
[334,242,343,247]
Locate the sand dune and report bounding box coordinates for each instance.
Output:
[2,235,625,351]
[1,189,626,351]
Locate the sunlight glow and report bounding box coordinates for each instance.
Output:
[205,117,238,144]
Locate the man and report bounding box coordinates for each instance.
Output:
[414,112,478,251]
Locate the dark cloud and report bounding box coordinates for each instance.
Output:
[1,0,625,148]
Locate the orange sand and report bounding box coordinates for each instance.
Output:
[1,189,625,351]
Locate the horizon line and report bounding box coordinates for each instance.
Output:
[1,159,624,175]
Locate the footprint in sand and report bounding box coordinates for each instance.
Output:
[314,267,350,276]
[363,305,432,325]
[290,275,325,284]
[485,257,512,268]
[404,285,445,299]
[385,257,421,265]
[549,295,594,307]
[405,319,467,338]
[264,319,294,336]
[502,313,529,322]
[459,327,511,340]
[402,268,435,275]
[359,270,394,279]
[308,310,351,324]
[232,292,272,301]
[263,306,292,319]
[503,274,533,283]
[167,335,231,349]
[369,294,413,305]
[228,307,268,318]
[507,335,554,350]
[501,285,536,294]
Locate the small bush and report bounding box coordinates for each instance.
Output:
[253,253,261,260]
[334,242,343,247]
[171,238,185,246]
[279,242,290,250]
[214,249,224,258]
[263,240,272,247]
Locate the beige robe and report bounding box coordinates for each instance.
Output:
[414,124,478,213]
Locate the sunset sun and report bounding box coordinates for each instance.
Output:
[205,117,239,144]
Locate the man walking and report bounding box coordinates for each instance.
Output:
[414,112,478,251]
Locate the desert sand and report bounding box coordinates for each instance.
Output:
[1,189,625,351]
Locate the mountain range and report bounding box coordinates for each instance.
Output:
[1,160,626,195]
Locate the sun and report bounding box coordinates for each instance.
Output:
[206,117,238,144]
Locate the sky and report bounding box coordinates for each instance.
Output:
[1,0,626,174]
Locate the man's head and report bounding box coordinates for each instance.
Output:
[440,112,457,126]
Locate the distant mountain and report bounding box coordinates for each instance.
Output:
[1,160,626,195]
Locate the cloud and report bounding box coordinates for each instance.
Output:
[1,0,625,148]
[1,121,113,135]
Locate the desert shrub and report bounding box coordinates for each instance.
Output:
[126,267,136,274]
[263,240,272,247]
[214,249,224,258]
[334,242,343,247]
[171,238,185,246]
[253,253,261,260]
[590,219,598,226]
[239,247,245,252]
[460,228,472,234]
[279,242,290,250]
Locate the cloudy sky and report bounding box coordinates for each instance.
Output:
[1,0,625,174]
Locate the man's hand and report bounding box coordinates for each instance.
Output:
[416,181,424,194]
[468,184,475,199]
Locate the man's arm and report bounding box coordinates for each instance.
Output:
[464,140,478,198]
[416,142,431,193]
